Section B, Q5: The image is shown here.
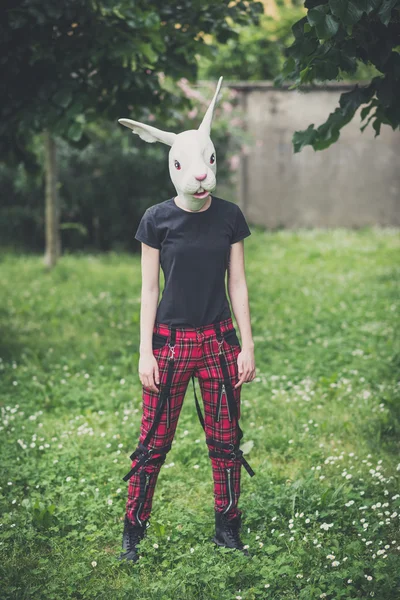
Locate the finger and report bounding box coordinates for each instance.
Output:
[148,379,158,393]
[150,368,160,392]
[237,358,244,378]
[144,375,157,393]
[154,363,160,386]
[243,370,253,383]
[234,374,246,388]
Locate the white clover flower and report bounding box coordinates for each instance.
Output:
[332,561,340,567]
[320,522,333,531]
[107,499,112,505]
[296,574,303,579]
[153,543,159,549]
[190,547,194,553]
[326,554,335,560]
[91,561,97,567]
[265,584,270,588]
[66,476,71,482]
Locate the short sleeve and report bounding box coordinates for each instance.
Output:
[134,208,161,249]
[231,205,251,244]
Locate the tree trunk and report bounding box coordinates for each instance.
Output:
[43,130,61,268]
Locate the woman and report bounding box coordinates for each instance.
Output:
[117,77,256,563]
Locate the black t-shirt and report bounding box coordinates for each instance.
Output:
[134,195,251,327]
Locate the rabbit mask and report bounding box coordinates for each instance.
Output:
[118,76,223,212]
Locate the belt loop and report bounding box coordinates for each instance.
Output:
[213,321,224,355]
[214,321,222,341]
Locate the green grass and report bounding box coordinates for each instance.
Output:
[0,227,399,600]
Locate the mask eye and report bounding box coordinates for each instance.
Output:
[174,159,181,170]
[210,153,215,165]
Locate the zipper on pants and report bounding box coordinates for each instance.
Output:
[216,382,231,422]
[136,471,151,526]
[223,467,234,514]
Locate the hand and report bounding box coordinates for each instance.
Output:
[234,346,256,388]
[139,352,160,393]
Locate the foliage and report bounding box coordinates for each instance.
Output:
[0,80,249,252]
[0,0,263,167]
[277,0,400,151]
[0,229,399,598]
[198,2,307,81]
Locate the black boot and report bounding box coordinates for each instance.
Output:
[117,514,149,562]
[212,511,249,556]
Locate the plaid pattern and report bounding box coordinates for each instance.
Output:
[125,316,244,525]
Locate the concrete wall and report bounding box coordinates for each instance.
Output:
[230,82,400,228]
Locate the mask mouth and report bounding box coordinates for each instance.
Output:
[193,187,209,199]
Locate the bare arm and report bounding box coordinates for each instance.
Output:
[227,240,256,387]
[138,243,161,392]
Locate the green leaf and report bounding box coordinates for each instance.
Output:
[377,0,398,26]
[362,0,383,13]
[360,100,376,121]
[67,122,83,142]
[300,66,312,82]
[137,43,157,64]
[329,0,365,25]
[292,16,309,40]
[293,124,317,152]
[373,116,382,136]
[360,110,376,131]
[308,6,340,40]
[292,84,375,152]
[52,90,73,109]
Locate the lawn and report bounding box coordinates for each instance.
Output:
[0,227,399,600]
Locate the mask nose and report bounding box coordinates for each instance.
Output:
[195,173,207,182]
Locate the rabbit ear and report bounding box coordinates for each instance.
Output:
[118,118,176,146]
[198,76,223,137]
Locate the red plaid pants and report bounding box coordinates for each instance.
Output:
[123,316,255,526]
